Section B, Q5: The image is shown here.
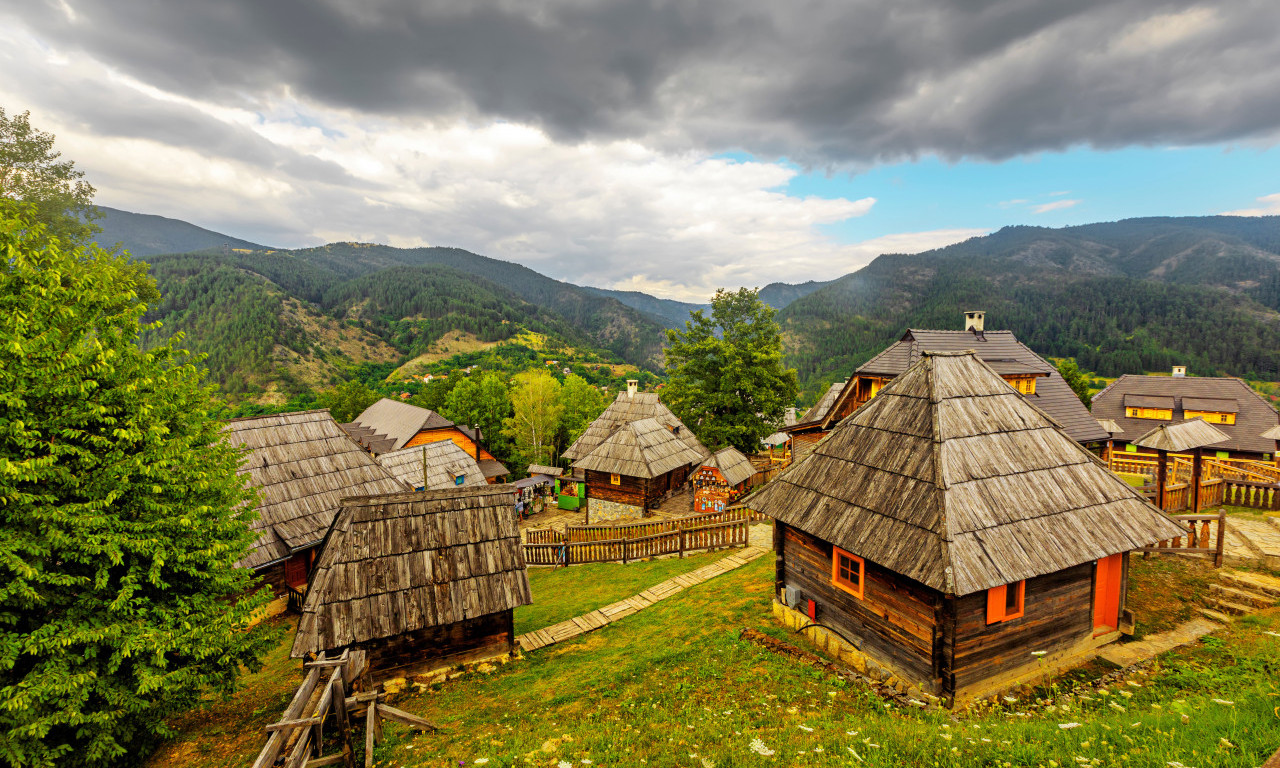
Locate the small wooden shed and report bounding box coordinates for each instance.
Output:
[693,447,757,513]
[377,439,487,490]
[223,410,409,600]
[571,417,708,522]
[744,351,1184,705]
[291,486,533,682]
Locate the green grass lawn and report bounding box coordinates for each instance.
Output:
[516,551,726,635]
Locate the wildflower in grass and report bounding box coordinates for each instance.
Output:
[1212,699,1234,706]
[558,762,572,768]
[798,725,814,732]
[1120,690,1133,698]
[847,746,864,761]
[749,738,775,756]
[1031,651,1048,657]
[1109,702,1126,713]
[701,759,715,768]
[939,734,952,741]
[474,760,490,765]
[1181,714,1190,724]
[814,746,824,753]
[1057,723,1082,730]
[1220,737,1236,749]
[1003,696,1018,703]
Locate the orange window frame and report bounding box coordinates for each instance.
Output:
[610,473,621,485]
[986,580,1026,624]
[831,547,865,599]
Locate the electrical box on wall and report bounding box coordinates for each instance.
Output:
[784,586,799,608]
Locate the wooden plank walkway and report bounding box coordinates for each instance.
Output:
[516,545,769,652]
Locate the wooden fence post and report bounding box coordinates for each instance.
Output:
[1214,509,1226,568]
[679,528,685,558]
[332,677,354,768]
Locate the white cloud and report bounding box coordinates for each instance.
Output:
[1223,193,1280,216]
[1032,199,1081,214]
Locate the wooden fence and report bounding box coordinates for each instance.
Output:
[1223,479,1280,511]
[1110,451,1280,484]
[523,517,751,566]
[251,649,437,768]
[1137,510,1227,567]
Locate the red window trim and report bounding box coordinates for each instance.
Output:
[831,547,865,599]
[986,580,1026,624]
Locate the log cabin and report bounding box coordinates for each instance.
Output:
[785,311,1108,461]
[693,446,758,513]
[223,410,409,608]
[744,351,1184,705]
[377,438,487,490]
[1091,368,1280,461]
[291,486,533,683]
[342,398,510,482]
[562,380,710,521]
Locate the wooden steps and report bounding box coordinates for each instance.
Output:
[1201,569,1280,624]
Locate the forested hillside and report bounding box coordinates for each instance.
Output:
[93,207,265,256]
[781,216,1280,399]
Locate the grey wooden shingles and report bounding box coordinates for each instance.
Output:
[563,390,709,464]
[571,417,707,479]
[291,486,532,658]
[744,352,1185,597]
[223,410,410,570]
[377,439,487,490]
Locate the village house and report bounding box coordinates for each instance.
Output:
[692,446,758,513]
[1091,367,1280,461]
[745,351,1184,705]
[786,311,1109,460]
[342,397,510,482]
[562,380,710,521]
[376,438,487,490]
[291,486,532,683]
[223,410,409,608]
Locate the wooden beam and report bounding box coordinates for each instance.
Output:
[304,756,348,768]
[377,704,440,731]
[364,702,377,768]
[265,717,323,732]
[252,654,326,768]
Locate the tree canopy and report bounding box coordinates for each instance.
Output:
[317,378,380,423]
[0,203,275,767]
[1056,358,1092,409]
[443,371,513,466]
[663,288,798,454]
[0,108,99,243]
[504,369,563,468]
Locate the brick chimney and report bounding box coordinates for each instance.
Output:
[627,379,638,398]
[964,310,985,332]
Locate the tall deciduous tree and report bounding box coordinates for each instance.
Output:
[443,371,513,462]
[0,204,275,767]
[317,378,380,423]
[1056,358,1093,409]
[504,370,564,468]
[663,288,798,454]
[0,108,99,243]
[558,372,606,450]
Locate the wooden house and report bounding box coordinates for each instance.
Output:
[291,486,532,683]
[786,311,1108,460]
[562,380,710,521]
[744,351,1184,705]
[693,447,758,513]
[223,410,409,603]
[1091,368,1280,461]
[342,398,510,482]
[377,439,487,490]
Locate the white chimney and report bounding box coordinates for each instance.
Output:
[627,379,638,398]
[1172,365,1186,378]
[785,406,797,424]
[964,310,985,332]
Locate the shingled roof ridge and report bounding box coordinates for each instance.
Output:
[225,408,332,425]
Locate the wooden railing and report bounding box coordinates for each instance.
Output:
[1223,479,1280,511]
[1137,510,1227,567]
[1206,459,1280,485]
[1111,452,1280,484]
[523,517,751,566]
[286,584,307,614]
[251,649,437,768]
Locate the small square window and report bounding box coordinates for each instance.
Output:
[831,547,864,599]
[610,473,621,485]
[986,581,1025,624]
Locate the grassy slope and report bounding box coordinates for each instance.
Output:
[149,555,1280,768]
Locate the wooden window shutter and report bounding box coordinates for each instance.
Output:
[986,585,1006,624]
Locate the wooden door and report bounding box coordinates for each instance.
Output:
[1092,554,1123,636]
[284,552,308,589]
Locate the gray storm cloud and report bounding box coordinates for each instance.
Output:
[12,0,1280,163]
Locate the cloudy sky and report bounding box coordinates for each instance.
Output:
[4,0,1280,301]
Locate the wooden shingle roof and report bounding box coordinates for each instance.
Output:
[343,398,455,455]
[851,329,1109,444]
[291,486,532,657]
[223,410,410,571]
[1132,419,1231,453]
[377,439,487,490]
[1092,375,1279,454]
[800,382,845,423]
[562,390,709,463]
[571,417,707,479]
[701,446,757,487]
[527,464,564,477]
[744,352,1184,596]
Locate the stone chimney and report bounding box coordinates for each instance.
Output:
[964,310,985,333]
[627,379,638,398]
[1172,365,1186,378]
[785,406,797,425]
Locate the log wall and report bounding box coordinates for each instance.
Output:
[781,524,943,689]
[585,469,647,508]
[351,610,515,681]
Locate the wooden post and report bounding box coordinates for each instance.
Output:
[1191,447,1203,514]
[1214,509,1226,568]
[678,528,685,559]
[364,701,377,768]
[1106,438,1114,468]
[1156,448,1168,511]
[332,677,354,768]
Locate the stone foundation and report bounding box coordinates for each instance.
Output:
[588,498,644,523]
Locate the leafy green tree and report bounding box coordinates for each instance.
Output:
[410,369,461,413]
[0,108,99,243]
[504,370,564,469]
[443,371,513,461]
[558,372,606,448]
[0,203,275,767]
[317,378,380,422]
[664,288,798,454]
[1056,358,1093,409]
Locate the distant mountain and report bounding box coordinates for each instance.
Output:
[582,287,707,329]
[759,280,830,309]
[779,216,1280,399]
[92,206,266,257]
